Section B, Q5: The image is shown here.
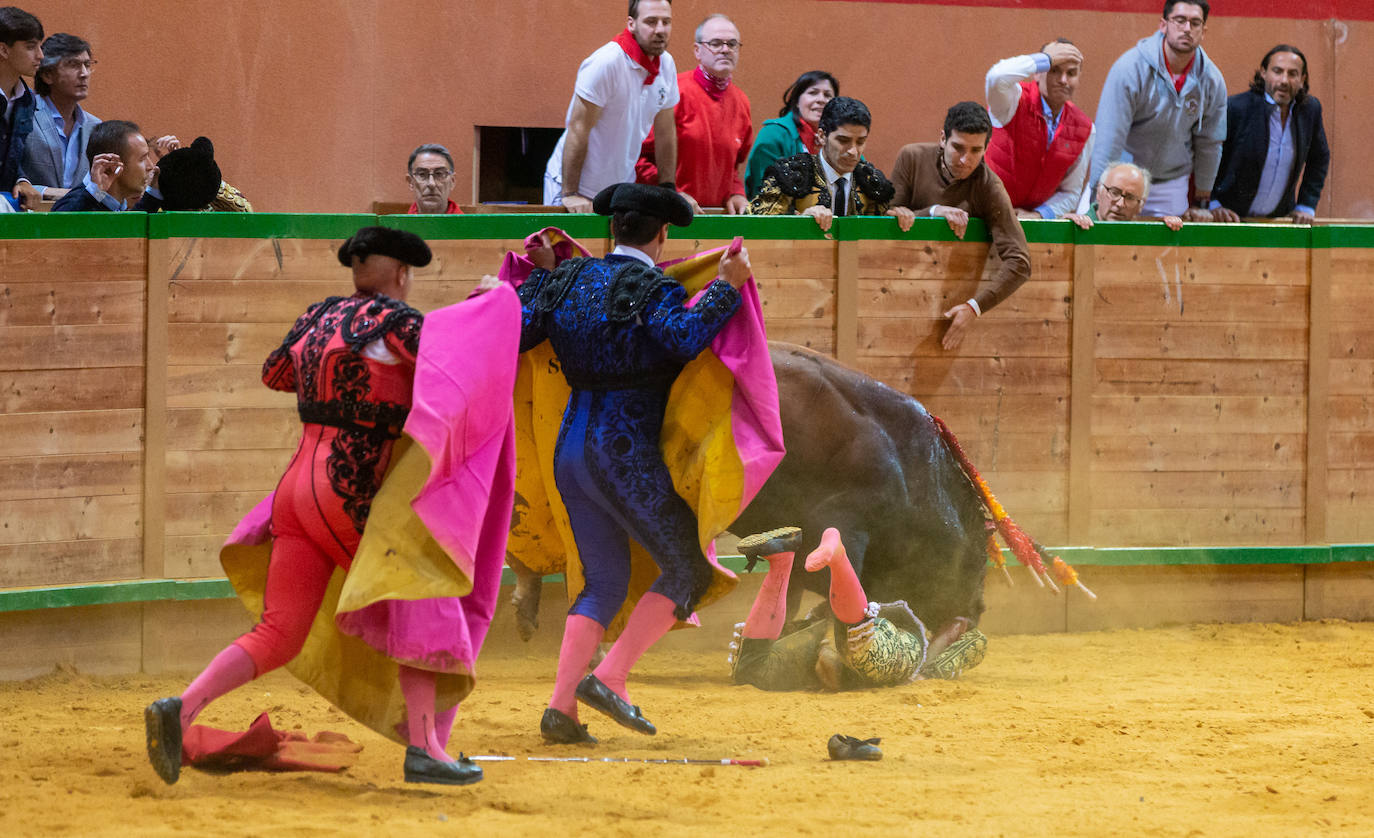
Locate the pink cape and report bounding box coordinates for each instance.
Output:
[219,285,520,741]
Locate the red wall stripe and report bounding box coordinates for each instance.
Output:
[816,0,1374,22]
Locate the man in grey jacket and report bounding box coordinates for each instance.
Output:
[14,32,99,208]
[1090,1,1225,220]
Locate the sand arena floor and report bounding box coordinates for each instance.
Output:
[1,620,1372,837]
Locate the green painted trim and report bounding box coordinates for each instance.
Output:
[382,213,610,241]
[148,213,378,240]
[1312,226,1374,249]
[837,216,990,242]
[7,545,1374,613]
[675,215,833,240]
[1075,221,1311,248]
[0,212,147,239]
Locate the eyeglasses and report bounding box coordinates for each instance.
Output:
[1101,184,1143,205]
[409,169,453,183]
[696,39,741,52]
[1166,15,1205,30]
[59,58,98,71]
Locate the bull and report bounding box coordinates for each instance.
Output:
[508,342,1079,641]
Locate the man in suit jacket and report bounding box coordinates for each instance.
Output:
[1212,44,1329,224]
[15,32,99,208]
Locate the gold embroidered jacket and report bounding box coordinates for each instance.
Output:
[747,152,895,217]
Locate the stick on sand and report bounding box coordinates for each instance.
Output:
[468,755,768,767]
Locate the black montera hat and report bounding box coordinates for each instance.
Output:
[592,182,693,227]
[337,226,432,268]
[156,136,222,211]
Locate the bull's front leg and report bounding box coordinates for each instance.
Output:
[505,553,543,641]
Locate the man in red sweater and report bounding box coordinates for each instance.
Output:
[636,14,751,213]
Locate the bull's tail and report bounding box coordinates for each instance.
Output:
[930,413,1096,600]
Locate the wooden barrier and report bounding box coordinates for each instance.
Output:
[4,212,1374,676]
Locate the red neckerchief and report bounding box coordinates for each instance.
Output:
[614,29,660,86]
[796,115,819,154]
[1164,41,1195,94]
[693,66,730,101]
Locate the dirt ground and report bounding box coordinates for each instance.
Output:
[1,620,1372,837]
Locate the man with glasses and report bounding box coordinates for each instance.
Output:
[1066,161,1182,230]
[635,14,751,213]
[405,143,462,215]
[1091,0,1226,220]
[544,0,680,213]
[14,33,100,208]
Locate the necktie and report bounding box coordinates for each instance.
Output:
[833,178,847,217]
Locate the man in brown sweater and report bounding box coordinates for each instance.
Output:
[890,101,1031,349]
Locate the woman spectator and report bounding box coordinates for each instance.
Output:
[743,70,839,198]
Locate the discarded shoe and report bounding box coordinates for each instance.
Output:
[741,524,802,571]
[403,747,483,785]
[144,696,183,785]
[540,707,598,744]
[576,674,656,735]
[827,734,882,761]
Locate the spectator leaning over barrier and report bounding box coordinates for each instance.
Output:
[544,0,685,213]
[50,119,178,212]
[889,101,1031,351]
[635,13,751,214]
[0,5,42,206]
[1090,0,1225,221]
[1211,44,1329,225]
[14,33,99,209]
[744,70,838,200]
[1066,161,1182,231]
[984,39,1094,221]
[406,143,462,215]
[748,96,914,233]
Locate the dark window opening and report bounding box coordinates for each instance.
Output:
[476,126,563,205]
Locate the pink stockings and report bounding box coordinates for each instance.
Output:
[742,550,796,640]
[805,527,869,624]
[548,592,681,718]
[399,665,457,762]
[179,643,258,730]
[593,592,678,702]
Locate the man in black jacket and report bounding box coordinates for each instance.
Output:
[1212,44,1328,224]
[51,119,172,212]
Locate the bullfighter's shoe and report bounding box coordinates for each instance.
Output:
[540,707,599,744]
[576,674,656,735]
[827,734,883,761]
[144,696,183,785]
[403,747,483,785]
[736,526,803,571]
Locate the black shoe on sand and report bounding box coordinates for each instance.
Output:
[403,747,483,785]
[144,697,183,785]
[828,734,883,761]
[576,675,656,735]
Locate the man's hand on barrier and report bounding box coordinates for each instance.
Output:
[931,205,969,239]
[802,204,834,232]
[886,206,916,232]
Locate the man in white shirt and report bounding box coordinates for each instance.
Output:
[544,0,682,213]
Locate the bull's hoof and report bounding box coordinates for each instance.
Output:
[736,526,803,560]
[921,628,988,680]
[511,581,542,642]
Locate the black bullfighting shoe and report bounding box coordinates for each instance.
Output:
[827,734,883,761]
[540,707,599,745]
[144,696,183,785]
[403,747,483,786]
[736,526,803,571]
[575,674,657,735]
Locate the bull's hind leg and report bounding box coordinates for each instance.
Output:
[506,554,542,642]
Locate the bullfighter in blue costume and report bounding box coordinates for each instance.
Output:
[517,183,754,744]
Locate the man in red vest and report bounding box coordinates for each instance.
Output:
[984,40,1094,221]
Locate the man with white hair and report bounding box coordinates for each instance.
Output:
[635,13,751,213]
[1066,160,1182,230]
